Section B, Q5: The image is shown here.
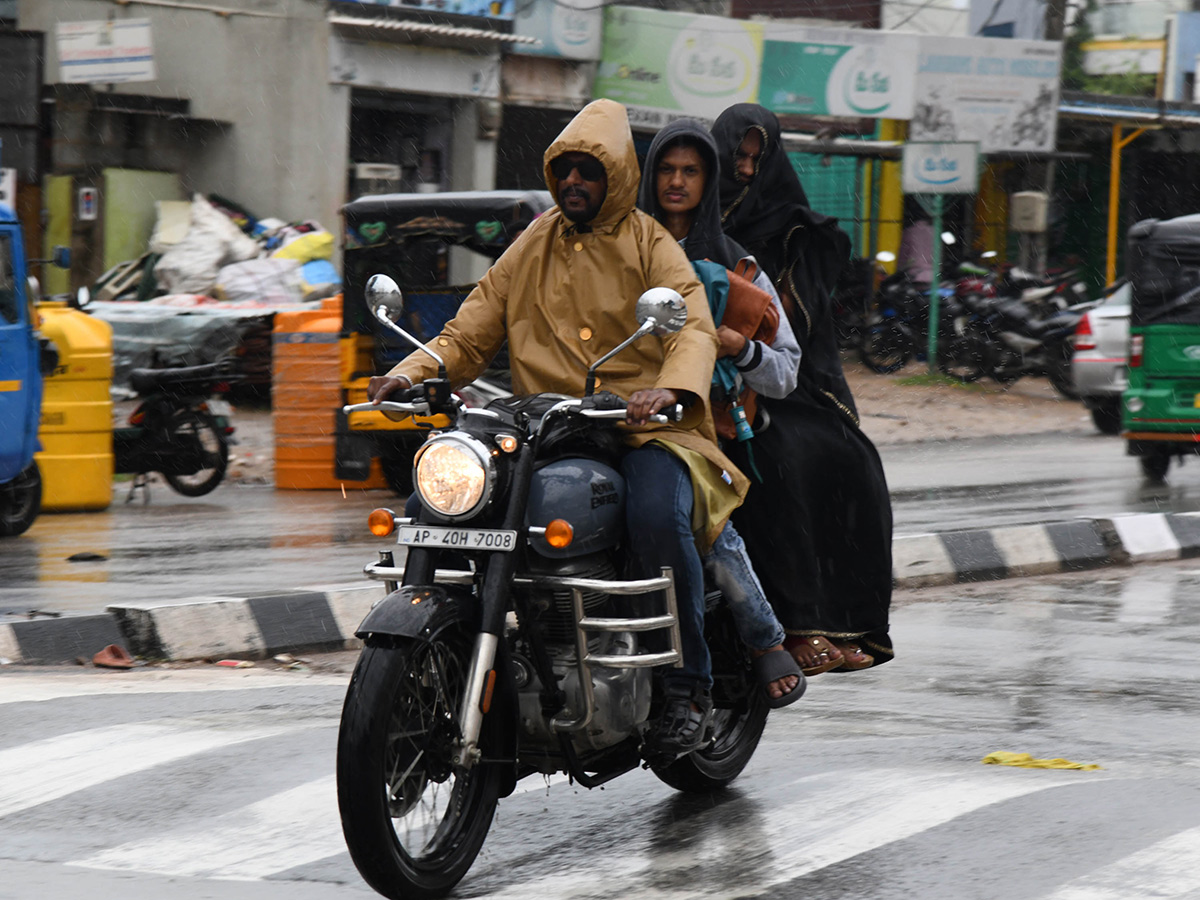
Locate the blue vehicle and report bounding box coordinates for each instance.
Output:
[0,204,64,536]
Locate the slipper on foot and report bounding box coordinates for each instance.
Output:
[752,647,806,709]
[785,635,846,676]
[829,641,874,671]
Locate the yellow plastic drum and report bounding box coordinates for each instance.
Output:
[35,303,114,510]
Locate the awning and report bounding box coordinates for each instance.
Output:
[328,13,540,47]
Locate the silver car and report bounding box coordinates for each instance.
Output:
[1071,281,1130,434]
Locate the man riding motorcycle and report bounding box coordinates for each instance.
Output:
[369,99,769,754]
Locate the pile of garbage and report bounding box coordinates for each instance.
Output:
[94,194,341,306]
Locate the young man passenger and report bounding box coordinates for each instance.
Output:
[637,118,805,707]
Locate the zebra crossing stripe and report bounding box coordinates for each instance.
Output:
[73,775,343,880]
[1041,825,1200,900]
[0,722,308,820]
[0,669,348,706]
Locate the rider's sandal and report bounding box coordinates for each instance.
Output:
[828,641,875,671]
[752,647,806,708]
[784,635,846,677]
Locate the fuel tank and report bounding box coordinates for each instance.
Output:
[525,458,624,558]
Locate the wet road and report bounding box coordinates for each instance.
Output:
[4,562,1200,899]
[4,429,1199,618]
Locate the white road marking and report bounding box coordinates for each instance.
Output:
[73,776,343,880]
[0,722,308,819]
[1039,826,1200,900]
[482,766,1097,900]
[0,669,348,705]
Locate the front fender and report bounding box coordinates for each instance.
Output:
[355,583,520,798]
[355,584,480,641]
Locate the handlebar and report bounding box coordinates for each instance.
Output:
[579,404,683,424]
[343,399,431,416]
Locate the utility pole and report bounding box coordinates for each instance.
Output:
[1031,0,1069,274]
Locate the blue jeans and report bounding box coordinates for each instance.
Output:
[621,445,711,691]
[705,522,785,652]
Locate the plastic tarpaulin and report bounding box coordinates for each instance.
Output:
[1128,214,1200,326]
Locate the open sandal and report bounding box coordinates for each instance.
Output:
[752,647,806,709]
[785,635,846,676]
[829,640,874,671]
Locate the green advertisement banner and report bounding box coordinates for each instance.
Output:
[595,6,762,127]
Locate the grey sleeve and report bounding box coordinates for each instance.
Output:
[730,265,801,399]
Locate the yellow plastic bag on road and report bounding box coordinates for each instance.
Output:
[982,751,1101,770]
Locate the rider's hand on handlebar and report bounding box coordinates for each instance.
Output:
[626,388,679,426]
[368,374,415,404]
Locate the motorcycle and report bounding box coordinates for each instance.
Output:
[336,275,770,899]
[115,359,239,500]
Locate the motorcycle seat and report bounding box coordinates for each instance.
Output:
[129,361,236,396]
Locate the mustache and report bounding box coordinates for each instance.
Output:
[560,186,589,200]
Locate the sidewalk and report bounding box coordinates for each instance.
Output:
[4,511,1198,666]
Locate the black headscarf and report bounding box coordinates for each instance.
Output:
[711,103,849,304]
[637,118,748,271]
[711,103,857,419]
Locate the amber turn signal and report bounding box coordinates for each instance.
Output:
[496,434,518,453]
[368,508,397,537]
[545,518,574,549]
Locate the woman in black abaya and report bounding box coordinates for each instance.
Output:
[710,103,894,674]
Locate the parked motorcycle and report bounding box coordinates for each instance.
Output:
[115,359,239,500]
[336,275,770,899]
[859,254,965,375]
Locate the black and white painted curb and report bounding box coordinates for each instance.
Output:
[6,512,1200,666]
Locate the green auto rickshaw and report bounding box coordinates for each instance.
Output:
[1124,214,1200,480]
[335,189,554,494]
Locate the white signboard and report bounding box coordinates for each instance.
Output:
[0,169,15,210]
[55,19,156,85]
[902,143,981,194]
[514,0,601,60]
[911,36,1061,153]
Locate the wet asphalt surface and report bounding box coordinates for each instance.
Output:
[3,562,1200,899]
[1,427,1192,619]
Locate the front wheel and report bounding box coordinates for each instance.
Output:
[859,321,914,374]
[1047,342,1078,400]
[338,633,501,900]
[162,409,229,497]
[0,462,41,537]
[1140,450,1171,483]
[937,333,989,383]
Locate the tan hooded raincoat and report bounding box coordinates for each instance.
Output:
[386,99,748,548]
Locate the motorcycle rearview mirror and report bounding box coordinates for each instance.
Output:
[876,251,896,264]
[365,273,448,381]
[585,288,687,396]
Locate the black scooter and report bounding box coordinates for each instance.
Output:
[115,361,239,501]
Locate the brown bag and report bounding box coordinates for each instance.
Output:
[711,258,779,441]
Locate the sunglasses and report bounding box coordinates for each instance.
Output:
[550,156,605,182]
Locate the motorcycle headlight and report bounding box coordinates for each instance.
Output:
[413,434,494,520]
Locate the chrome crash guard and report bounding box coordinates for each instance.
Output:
[360,558,683,766]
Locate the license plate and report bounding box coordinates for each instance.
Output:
[397,525,517,551]
[207,399,232,416]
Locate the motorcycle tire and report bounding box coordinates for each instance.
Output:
[162,409,230,497]
[651,606,769,793]
[1047,343,1079,400]
[0,462,41,537]
[859,322,913,374]
[937,334,989,383]
[338,631,501,900]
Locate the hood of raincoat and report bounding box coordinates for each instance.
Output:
[543,99,639,234]
[636,117,748,271]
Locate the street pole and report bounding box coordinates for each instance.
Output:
[928,193,943,374]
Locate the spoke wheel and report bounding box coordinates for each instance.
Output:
[338,633,500,900]
[162,409,229,497]
[0,462,41,537]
